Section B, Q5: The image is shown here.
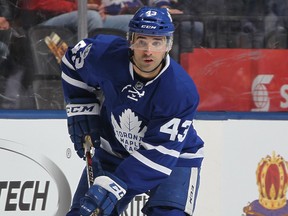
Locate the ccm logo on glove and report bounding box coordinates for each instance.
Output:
[66,103,100,117]
[94,176,126,200]
[80,174,127,216]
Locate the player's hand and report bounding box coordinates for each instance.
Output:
[66,103,101,158]
[80,173,127,216]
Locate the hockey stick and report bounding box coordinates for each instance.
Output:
[84,135,95,187]
[83,135,101,216]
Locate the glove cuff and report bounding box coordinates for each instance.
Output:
[66,103,100,117]
[93,174,127,200]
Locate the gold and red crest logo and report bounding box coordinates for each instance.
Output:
[243,152,288,216]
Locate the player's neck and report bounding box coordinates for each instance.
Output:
[133,66,160,80]
[133,70,153,83]
[133,58,165,80]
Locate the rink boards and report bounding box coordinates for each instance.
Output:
[0,115,287,216]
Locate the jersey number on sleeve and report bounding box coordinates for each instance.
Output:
[160,118,192,142]
[71,40,92,69]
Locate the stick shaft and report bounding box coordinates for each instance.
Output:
[84,136,94,187]
[83,136,101,216]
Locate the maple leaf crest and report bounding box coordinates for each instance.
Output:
[111,109,147,154]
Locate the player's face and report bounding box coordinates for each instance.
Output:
[131,34,168,78]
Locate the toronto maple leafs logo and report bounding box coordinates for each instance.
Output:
[111,109,147,154]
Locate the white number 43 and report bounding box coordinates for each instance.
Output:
[160,118,192,142]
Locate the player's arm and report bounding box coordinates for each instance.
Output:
[61,35,127,158]
[61,38,102,158]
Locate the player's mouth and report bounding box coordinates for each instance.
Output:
[143,58,153,63]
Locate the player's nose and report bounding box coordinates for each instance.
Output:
[143,46,153,54]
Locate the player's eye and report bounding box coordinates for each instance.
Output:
[138,39,148,47]
[152,40,164,48]
[131,38,167,51]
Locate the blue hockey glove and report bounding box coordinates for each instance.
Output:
[80,173,127,216]
[66,102,101,158]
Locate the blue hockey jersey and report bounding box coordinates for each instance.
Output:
[61,34,204,196]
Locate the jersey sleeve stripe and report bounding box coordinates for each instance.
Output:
[131,151,172,175]
[61,72,96,93]
[62,55,75,70]
[141,141,180,158]
[179,147,204,159]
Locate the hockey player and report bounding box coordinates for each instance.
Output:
[61,6,204,216]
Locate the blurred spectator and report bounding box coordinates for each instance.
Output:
[169,0,204,49]
[144,0,204,61]
[0,0,13,63]
[0,0,33,109]
[196,0,246,48]
[243,0,288,48]
[19,0,143,32]
[219,0,246,48]
[98,0,143,31]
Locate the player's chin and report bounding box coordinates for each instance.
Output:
[139,65,153,72]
